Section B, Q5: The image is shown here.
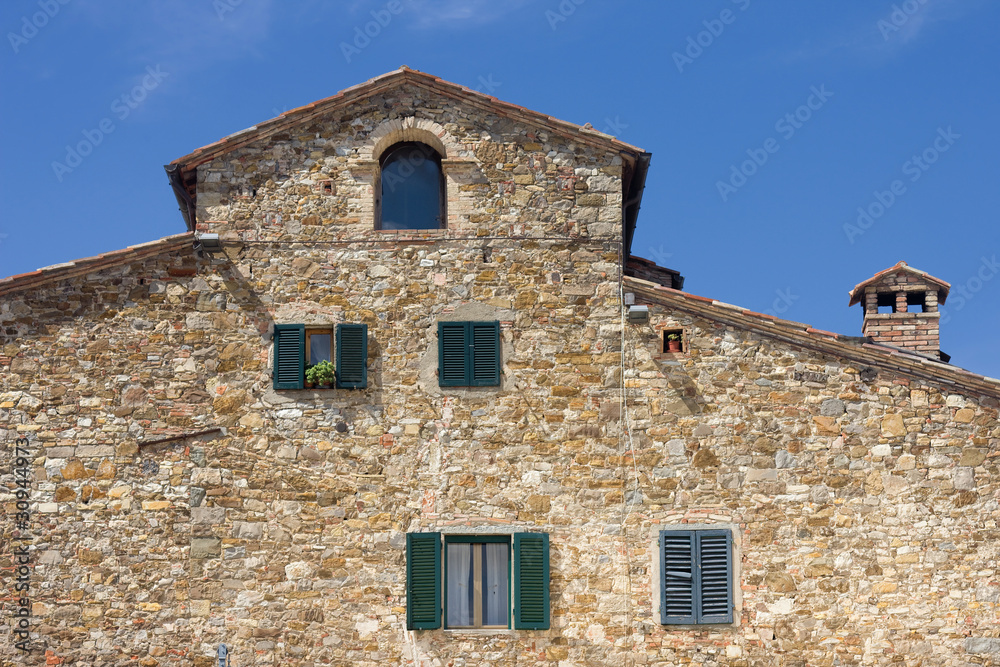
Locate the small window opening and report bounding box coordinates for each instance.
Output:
[906,292,927,313]
[876,293,895,314]
[319,180,334,195]
[377,141,445,230]
[306,329,333,366]
[663,329,684,353]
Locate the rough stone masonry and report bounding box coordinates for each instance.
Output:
[1,68,998,667]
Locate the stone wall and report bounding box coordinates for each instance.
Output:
[2,87,999,667]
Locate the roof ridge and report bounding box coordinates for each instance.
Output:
[169,69,646,172]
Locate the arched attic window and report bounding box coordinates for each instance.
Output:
[377,141,445,230]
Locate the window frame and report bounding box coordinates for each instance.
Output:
[405,532,549,631]
[659,528,734,626]
[376,141,446,231]
[272,323,368,390]
[305,328,333,367]
[444,535,512,630]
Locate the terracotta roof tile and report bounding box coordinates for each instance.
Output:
[0,233,194,297]
[625,276,1000,399]
[169,68,646,172]
[848,260,951,305]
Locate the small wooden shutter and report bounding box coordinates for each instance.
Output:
[406,533,441,630]
[697,530,733,624]
[660,530,696,624]
[513,533,549,630]
[336,323,368,389]
[273,324,304,390]
[438,322,468,387]
[470,321,500,386]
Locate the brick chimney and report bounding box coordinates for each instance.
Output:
[849,261,951,359]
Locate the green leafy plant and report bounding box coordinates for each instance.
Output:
[666,333,682,341]
[306,360,336,386]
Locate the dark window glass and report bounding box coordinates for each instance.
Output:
[379,142,444,230]
[307,332,331,366]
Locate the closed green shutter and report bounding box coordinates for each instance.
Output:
[438,322,468,387]
[660,529,733,625]
[513,533,549,630]
[438,321,501,387]
[697,530,733,624]
[660,530,696,624]
[470,321,500,386]
[336,323,368,389]
[273,324,304,390]
[406,533,441,630]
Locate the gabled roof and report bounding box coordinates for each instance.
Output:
[169,67,646,173]
[0,233,193,298]
[626,275,1000,400]
[848,261,951,306]
[163,68,652,257]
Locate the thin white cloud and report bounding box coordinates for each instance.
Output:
[781,0,987,64]
[404,0,533,29]
[72,1,274,76]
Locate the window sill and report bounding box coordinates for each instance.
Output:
[442,629,516,636]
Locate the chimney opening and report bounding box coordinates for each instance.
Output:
[876,293,895,314]
[907,292,927,313]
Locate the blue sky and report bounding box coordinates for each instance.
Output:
[2,0,998,379]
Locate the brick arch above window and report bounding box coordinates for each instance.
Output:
[365,117,460,162]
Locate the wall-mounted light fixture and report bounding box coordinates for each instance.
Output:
[627,305,649,323]
[195,233,224,254]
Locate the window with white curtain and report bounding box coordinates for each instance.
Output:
[445,537,510,628]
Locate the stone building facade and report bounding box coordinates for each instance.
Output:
[2,68,999,666]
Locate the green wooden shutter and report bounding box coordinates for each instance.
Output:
[273,324,304,390]
[438,322,469,386]
[336,323,368,389]
[697,530,733,624]
[513,533,549,630]
[660,530,696,624]
[470,321,500,386]
[406,533,441,630]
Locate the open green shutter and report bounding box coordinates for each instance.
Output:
[336,323,368,389]
[273,324,304,390]
[406,533,441,630]
[696,530,733,624]
[660,530,696,624]
[438,322,468,386]
[470,321,500,386]
[513,533,549,630]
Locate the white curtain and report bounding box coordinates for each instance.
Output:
[484,544,509,626]
[447,544,472,626]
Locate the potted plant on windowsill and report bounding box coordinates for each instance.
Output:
[666,333,683,353]
[304,364,316,389]
[307,360,336,389]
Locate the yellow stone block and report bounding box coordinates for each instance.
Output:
[872,582,897,594]
[142,501,171,511]
[954,408,975,423]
